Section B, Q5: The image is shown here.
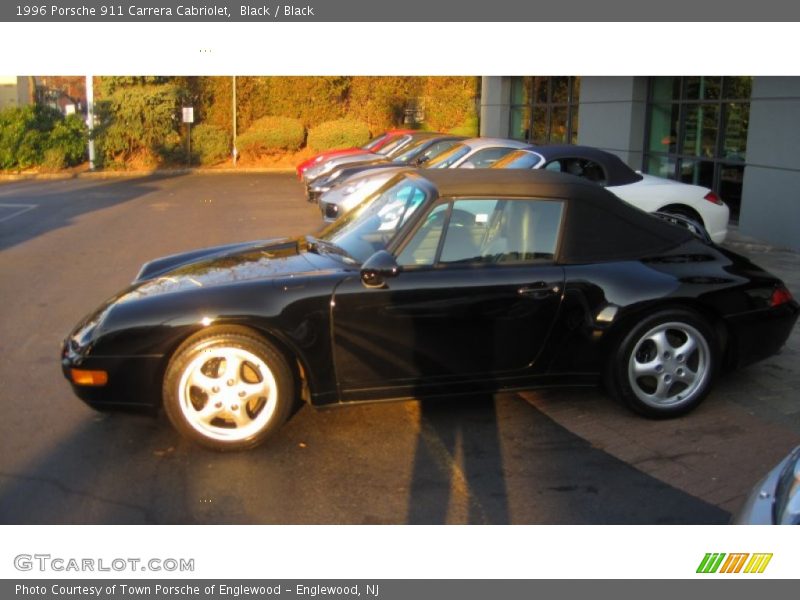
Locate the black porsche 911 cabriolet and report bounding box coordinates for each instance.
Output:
[62,170,799,450]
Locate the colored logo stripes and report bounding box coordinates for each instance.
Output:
[696,553,773,574]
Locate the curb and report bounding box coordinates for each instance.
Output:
[0,167,297,181]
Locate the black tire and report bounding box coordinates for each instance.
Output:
[163,328,294,451]
[607,309,718,418]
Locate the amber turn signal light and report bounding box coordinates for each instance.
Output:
[70,369,108,386]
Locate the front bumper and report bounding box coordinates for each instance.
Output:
[61,340,164,410]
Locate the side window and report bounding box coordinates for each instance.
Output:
[546,158,608,186]
[396,203,449,267]
[397,198,564,267]
[440,199,564,264]
[545,160,562,172]
[464,147,516,168]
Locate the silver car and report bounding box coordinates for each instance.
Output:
[318,138,531,222]
[301,133,416,184]
[733,446,800,524]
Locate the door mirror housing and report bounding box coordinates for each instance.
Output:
[360,250,401,289]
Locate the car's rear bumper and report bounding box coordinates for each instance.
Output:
[704,203,730,244]
[726,300,799,369]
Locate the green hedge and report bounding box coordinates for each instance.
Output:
[192,124,230,165]
[237,116,305,156]
[448,115,479,137]
[0,105,87,170]
[94,82,182,165]
[307,119,370,151]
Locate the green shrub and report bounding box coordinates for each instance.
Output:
[41,147,68,171]
[448,115,480,137]
[155,131,184,164]
[50,115,88,166]
[191,124,231,165]
[307,119,370,151]
[0,105,86,170]
[237,116,304,156]
[94,81,183,165]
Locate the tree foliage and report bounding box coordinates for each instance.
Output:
[3,76,480,170]
[420,77,480,133]
[0,105,87,170]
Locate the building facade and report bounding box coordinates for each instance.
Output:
[0,76,33,110]
[480,76,800,251]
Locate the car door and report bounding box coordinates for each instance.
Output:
[331,197,566,400]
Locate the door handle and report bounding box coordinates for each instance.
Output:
[518,282,561,298]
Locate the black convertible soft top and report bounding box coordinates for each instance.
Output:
[414,169,694,265]
[526,144,644,187]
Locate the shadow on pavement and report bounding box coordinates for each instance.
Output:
[0,174,185,253]
[406,393,730,524]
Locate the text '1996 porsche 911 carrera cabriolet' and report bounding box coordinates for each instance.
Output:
[62,170,798,450]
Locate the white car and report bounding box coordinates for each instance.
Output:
[318,137,530,222]
[491,145,730,244]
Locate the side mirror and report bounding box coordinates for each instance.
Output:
[460,160,476,169]
[414,155,430,166]
[360,250,401,289]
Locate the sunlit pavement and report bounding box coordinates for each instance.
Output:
[522,227,800,514]
[0,174,795,524]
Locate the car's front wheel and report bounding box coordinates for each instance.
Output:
[163,329,294,451]
[609,310,718,418]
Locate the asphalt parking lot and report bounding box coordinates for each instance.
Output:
[0,172,797,524]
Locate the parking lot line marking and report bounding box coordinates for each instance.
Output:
[0,203,37,224]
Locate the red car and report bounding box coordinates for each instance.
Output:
[296,129,415,179]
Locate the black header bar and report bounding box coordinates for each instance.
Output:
[4,0,800,22]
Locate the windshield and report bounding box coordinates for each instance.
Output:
[391,137,433,163]
[491,150,543,170]
[377,136,410,156]
[362,133,388,151]
[424,143,470,168]
[317,175,433,263]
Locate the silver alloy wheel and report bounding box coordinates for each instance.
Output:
[177,346,278,442]
[626,321,710,409]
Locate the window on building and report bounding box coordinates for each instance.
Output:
[644,76,752,221]
[509,77,580,145]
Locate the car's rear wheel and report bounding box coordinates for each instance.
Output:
[163,330,294,451]
[609,310,718,418]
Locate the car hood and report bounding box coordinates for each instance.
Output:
[124,237,338,301]
[66,238,346,351]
